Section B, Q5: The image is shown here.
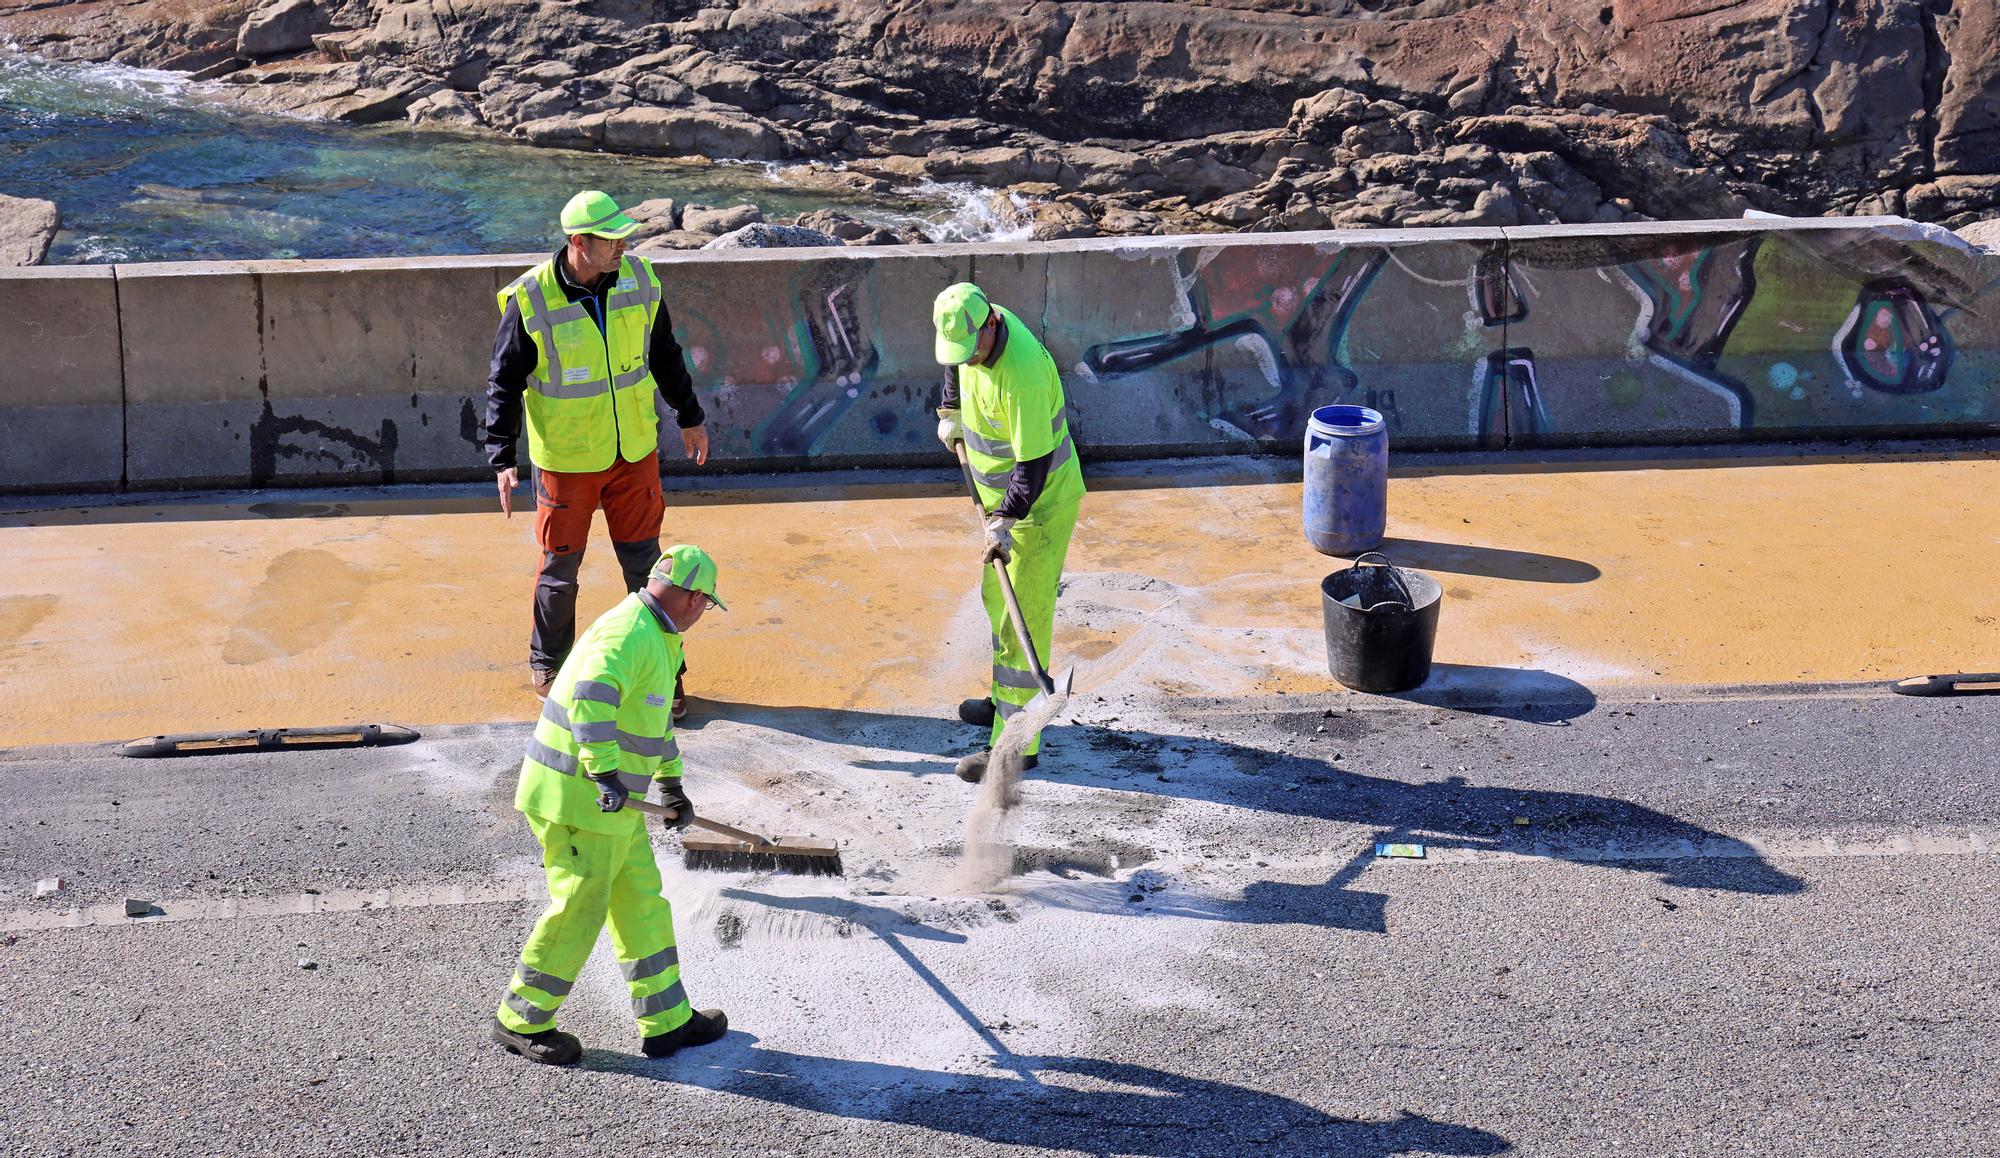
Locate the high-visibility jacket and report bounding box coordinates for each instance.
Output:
[957,305,1085,517]
[517,591,686,833]
[497,255,665,474]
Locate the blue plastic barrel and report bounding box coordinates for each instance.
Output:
[1302,404,1387,557]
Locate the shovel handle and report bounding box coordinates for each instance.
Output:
[625,797,774,847]
[953,443,1055,695]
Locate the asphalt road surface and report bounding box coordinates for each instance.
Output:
[3,684,1995,1156]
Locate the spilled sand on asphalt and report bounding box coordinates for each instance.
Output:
[5,454,2000,746]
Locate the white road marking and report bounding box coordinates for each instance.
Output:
[5,831,1993,933]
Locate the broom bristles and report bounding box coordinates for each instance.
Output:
[683,847,844,876]
[681,835,844,876]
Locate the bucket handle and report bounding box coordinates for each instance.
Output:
[1347,551,1415,611]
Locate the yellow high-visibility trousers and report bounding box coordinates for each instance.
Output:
[983,497,1079,758]
[495,813,692,1037]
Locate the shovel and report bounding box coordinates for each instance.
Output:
[952,443,1073,771]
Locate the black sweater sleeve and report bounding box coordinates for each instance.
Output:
[651,302,705,429]
[995,450,1053,521]
[484,298,537,472]
[939,365,960,411]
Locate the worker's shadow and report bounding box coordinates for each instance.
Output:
[1016,742,1807,934]
[599,1038,1511,1156]
[682,696,1805,931]
[589,889,1511,1157]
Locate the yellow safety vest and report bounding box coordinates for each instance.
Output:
[957,305,1085,516]
[516,592,686,833]
[498,255,664,473]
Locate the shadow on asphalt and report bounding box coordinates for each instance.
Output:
[1370,536,1602,584]
[691,697,1807,933]
[589,887,1513,1156]
[1382,663,1597,722]
[597,1041,1513,1155]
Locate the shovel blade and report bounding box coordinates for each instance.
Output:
[993,667,1073,767]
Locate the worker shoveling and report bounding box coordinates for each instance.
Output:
[929,281,1083,888]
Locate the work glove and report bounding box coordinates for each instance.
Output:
[935,407,965,450]
[654,778,696,831]
[589,772,629,813]
[982,516,1018,565]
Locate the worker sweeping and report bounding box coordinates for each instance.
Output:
[932,282,1086,783]
[491,543,730,1066]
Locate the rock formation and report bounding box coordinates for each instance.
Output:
[0,195,61,266]
[4,0,1996,238]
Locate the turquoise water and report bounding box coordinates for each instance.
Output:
[0,53,1007,263]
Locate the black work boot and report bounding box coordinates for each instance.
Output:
[954,750,1037,783]
[642,1008,728,1058]
[492,1018,582,1066]
[957,697,996,727]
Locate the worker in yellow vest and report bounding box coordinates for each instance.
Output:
[932,283,1086,783]
[484,190,710,711]
[492,544,729,1066]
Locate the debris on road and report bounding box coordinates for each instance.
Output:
[1375,843,1426,858]
[123,898,156,917]
[33,878,61,898]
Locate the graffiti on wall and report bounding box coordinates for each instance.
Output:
[1064,230,1993,449]
[1079,245,1389,441]
[670,262,892,459]
[631,230,1993,467]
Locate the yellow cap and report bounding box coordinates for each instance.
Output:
[933,282,992,365]
[648,544,726,610]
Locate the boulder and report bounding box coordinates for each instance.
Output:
[702,223,843,249]
[1199,190,1275,226]
[237,0,321,58]
[680,203,763,235]
[599,107,787,160]
[792,209,877,241]
[1027,201,1098,241]
[0,195,59,266]
[625,198,678,228]
[405,89,479,127]
[670,54,778,113]
[632,231,715,252]
[1097,205,1162,235]
[1956,218,2000,254]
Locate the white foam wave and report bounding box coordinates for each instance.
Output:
[910,180,1038,243]
[0,53,209,116]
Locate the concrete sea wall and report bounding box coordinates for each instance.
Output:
[3,217,1997,493]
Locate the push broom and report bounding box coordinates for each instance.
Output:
[628,798,844,876]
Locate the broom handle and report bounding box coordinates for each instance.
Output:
[625,797,773,847]
[953,443,1055,695]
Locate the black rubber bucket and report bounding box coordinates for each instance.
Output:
[1320,552,1442,693]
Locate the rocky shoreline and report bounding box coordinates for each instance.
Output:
[3,0,1997,255]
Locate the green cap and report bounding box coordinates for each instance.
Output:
[649,544,727,610]
[560,190,640,239]
[933,282,992,365]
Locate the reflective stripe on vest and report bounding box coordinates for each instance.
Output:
[539,698,681,762]
[498,256,664,472]
[964,411,1076,494]
[529,700,677,794]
